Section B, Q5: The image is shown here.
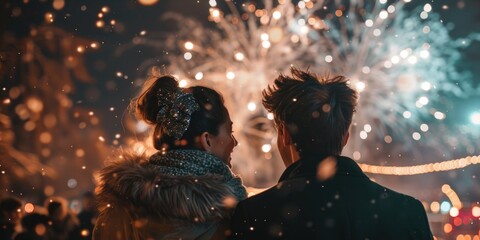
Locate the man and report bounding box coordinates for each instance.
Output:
[229,68,433,239]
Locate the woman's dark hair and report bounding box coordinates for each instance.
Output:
[135,75,228,150]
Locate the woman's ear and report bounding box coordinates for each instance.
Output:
[199,132,212,152]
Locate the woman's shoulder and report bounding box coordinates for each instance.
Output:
[95,153,236,222]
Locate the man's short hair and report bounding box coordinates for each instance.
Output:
[262,67,358,157]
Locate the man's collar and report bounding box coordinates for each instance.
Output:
[278,155,369,183]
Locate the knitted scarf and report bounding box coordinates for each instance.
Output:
[148,149,247,201]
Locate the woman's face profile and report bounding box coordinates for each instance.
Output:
[208,112,237,167]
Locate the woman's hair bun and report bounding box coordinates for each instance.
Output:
[135,75,179,124]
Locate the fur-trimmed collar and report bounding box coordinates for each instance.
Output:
[95,153,238,224]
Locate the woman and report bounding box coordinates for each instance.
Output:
[93,75,247,240]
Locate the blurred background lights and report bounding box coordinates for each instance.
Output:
[81,229,90,237]
[420,50,430,58]
[421,82,432,91]
[138,0,158,6]
[297,1,305,9]
[260,33,269,41]
[391,56,400,64]
[420,11,428,19]
[324,55,333,63]
[443,223,452,234]
[272,11,281,19]
[261,144,272,153]
[194,72,203,80]
[360,131,368,139]
[434,111,446,120]
[408,56,418,64]
[365,19,373,27]
[472,206,480,217]
[290,35,299,43]
[268,27,283,43]
[184,41,194,50]
[67,178,78,188]
[300,26,309,34]
[400,49,410,58]
[226,71,235,80]
[356,81,366,92]
[449,207,459,217]
[135,120,149,132]
[418,96,429,105]
[420,123,429,132]
[430,201,440,213]
[364,124,372,133]
[423,26,430,34]
[440,201,451,214]
[24,203,35,213]
[379,10,388,19]
[384,61,393,68]
[262,41,271,48]
[353,151,361,160]
[183,52,192,60]
[247,102,256,112]
[179,79,188,88]
[412,132,421,141]
[210,8,220,18]
[361,66,370,74]
[424,3,432,12]
[209,0,217,7]
[267,113,274,120]
[471,112,480,125]
[52,0,65,10]
[387,5,396,13]
[234,52,245,61]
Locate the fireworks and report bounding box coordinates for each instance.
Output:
[127,0,480,186]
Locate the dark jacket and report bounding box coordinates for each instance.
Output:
[229,156,433,240]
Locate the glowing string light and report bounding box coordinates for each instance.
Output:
[441,184,462,209]
[359,155,480,175]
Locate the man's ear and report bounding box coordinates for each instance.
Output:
[343,132,350,147]
[199,132,212,152]
[281,124,293,146]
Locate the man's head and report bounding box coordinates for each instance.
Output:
[262,68,358,165]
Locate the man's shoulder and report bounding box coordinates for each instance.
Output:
[367,180,421,204]
[239,185,280,207]
[237,178,312,212]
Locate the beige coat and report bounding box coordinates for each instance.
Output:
[93,154,238,240]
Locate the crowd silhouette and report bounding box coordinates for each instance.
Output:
[0,192,98,240]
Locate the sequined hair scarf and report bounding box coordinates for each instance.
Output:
[156,88,200,139]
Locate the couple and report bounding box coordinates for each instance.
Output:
[93,68,433,240]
